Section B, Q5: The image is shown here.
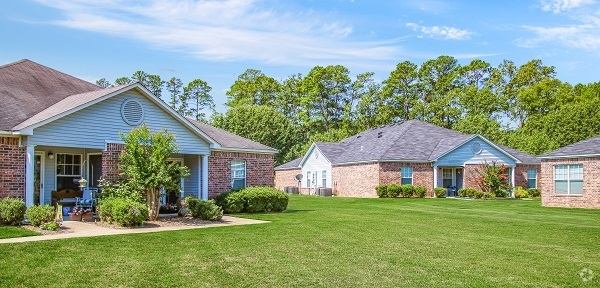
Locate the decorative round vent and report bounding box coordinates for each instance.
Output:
[471,142,482,154]
[121,99,144,126]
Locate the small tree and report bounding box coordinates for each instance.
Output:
[119,125,190,220]
[472,161,510,198]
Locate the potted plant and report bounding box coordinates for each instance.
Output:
[70,206,93,221]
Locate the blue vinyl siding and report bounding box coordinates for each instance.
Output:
[436,137,516,167]
[183,154,199,198]
[28,90,210,155]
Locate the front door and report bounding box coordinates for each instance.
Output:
[34,153,44,205]
[88,154,103,188]
[456,168,463,190]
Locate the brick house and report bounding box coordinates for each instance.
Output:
[275,120,540,198]
[0,59,276,207]
[538,136,600,208]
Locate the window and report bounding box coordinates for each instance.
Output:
[505,167,512,185]
[322,170,327,187]
[231,160,246,190]
[527,169,537,189]
[555,164,583,194]
[442,168,453,188]
[306,171,310,187]
[56,153,82,191]
[401,167,413,185]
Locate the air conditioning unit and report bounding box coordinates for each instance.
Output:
[318,188,332,197]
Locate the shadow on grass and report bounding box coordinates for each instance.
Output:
[283,209,314,214]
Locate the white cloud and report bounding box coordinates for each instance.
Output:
[540,0,595,13]
[32,0,400,66]
[406,23,472,40]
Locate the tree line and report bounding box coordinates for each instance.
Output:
[98,56,600,166]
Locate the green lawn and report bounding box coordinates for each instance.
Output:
[0,226,40,239]
[0,196,598,287]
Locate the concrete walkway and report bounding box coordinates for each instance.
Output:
[0,216,267,244]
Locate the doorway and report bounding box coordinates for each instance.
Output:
[87,154,103,188]
[34,152,44,205]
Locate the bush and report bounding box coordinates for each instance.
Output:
[465,188,476,198]
[186,197,223,221]
[513,186,529,199]
[528,188,541,198]
[387,184,401,198]
[434,188,447,198]
[97,178,144,203]
[25,205,55,227]
[159,204,179,214]
[214,191,244,213]
[375,185,388,198]
[214,187,289,213]
[400,184,415,198]
[457,188,467,197]
[414,186,427,198]
[474,190,484,199]
[0,197,26,226]
[41,221,60,231]
[98,197,148,227]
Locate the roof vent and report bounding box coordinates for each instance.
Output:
[121,99,144,126]
[356,135,362,139]
[471,142,482,154]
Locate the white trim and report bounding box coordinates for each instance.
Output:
[34,151,45,205]
[25,145,35,208]
[231,159,247,189]
[538,153,600,159]
[331,159,433,167]
[54,153,83,191]
[299,143,333,168]
[432,134,521,163]
[433,165,438,189]
[212,147,277,154]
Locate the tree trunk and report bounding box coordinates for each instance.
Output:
[146,189,160,221]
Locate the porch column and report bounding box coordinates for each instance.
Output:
[432,164,438,189]
[25,144,35,207]
[510,165,516,197]
[201,154,209,200]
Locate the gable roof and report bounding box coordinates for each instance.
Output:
[539,135,600,158]
[186,119,277,153]
[0,59,103,131]
[277,120,539,168]
[275,157,302,170]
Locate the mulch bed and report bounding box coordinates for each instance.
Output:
[90,215,218,229]
[22,224,72,235]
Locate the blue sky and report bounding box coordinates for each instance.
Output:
[1,0,599,112]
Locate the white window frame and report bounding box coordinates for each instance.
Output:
[306,171,310,188]
[527,168,537,189]
[442,168,453,187]
[322,170,327,187]
[401,167,413,185]
[554,164,583,195]
[55,153,82,190]
[231,160,247,189]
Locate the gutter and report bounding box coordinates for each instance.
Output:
[537,154,600,159]
[212,147,278,155]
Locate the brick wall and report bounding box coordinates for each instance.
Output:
[379,162,434,197]
[332,162,379,197]
[0,137,25,199]
[102,143,124,183]
[541,157,600,209]
[514,164,541,189]
[208,151,274,198]
[274,168,301,191]
[463,164,481,190]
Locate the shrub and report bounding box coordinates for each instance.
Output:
[528,188,541,198]
[159,204,179,214]
[474,190,484,199]
[186,197,223,221]
[513,186,529,199]
[465,188,476,198]
[472,161,511,197]
[214,187,289,213]
[97,178,144,203]
[434,188,447,198]
[375,185,388,198]
[0,197,26,226]
[414,186,427,198]
[41,221,60,231]
[215,191,244,213]
[401,184,415,198]
[25,205,55,227]
[457,188,467,197]
[387,184,401,198]
[98,197,148,227]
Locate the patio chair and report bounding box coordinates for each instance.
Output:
[75,188,98,209]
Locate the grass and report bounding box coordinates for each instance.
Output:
[0,196,598,287]
[0,225,40,239]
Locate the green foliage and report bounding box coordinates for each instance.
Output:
[119,124,190,220]
[98,198,148,227]
[458,188,478,198]
[472,161,511,198]
[400,184,415,198]
[457,188,467,197]
[513,186,529,199]
[0,197,26,226]
[97,178,144,203]
[474,190,484,199]
[527,188,541,198]
[41,221,60,231]
[434,188,447,198]
[186,197,223,221]
[214,187,289,213]
[414,186,427,198]
[25,205,55,227]
[375,185,388,198]
[387,184,401,198]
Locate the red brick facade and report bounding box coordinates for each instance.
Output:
[514,164,540,189]
[102,143,124,183]
[332,163,380,197]
[208,151,274,198]
[0,137,25,199]
[274,168,301,191]
[541,157,600,209]
[379,162,434,197]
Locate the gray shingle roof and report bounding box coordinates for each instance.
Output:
[0,59,102,131]
[187,119,277,153]
[539,135,600,158]
[275,157,302,170]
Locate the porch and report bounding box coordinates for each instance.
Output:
[432,165,516,197]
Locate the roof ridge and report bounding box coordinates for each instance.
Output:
[0,59,102,89]
[0,59,30,70]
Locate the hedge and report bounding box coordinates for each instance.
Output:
[0,197,26,226]
[215,187,288,213]
[97,197,148,227]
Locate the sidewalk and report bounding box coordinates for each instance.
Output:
[0,216,267,244]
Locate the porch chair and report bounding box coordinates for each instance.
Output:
[75,188,98,210]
